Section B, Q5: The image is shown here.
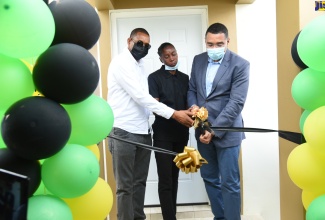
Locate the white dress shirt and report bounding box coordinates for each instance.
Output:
[107,48,174,134]
[206,57,222,96]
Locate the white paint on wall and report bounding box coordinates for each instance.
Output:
[236,1,280,220]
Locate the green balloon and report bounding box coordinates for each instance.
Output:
[0,0,55,58]
[63,95,114,146]
[300,109,312,134]
[42,144,100,198]
[297,14,325,72]
[0,137,5,149]
[0,110,6,149]
[33,181,52,196]
[306,194,325,220]
[27,195,73,220]
[0,54,35,110]
[291,68,325,110]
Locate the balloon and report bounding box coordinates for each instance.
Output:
[297,14,325,72]
[49,0,101,50]
[287,143,325,190]
[0,54,35,110]
[300,109,312,134]
[63,95,114,146]
[0,0,55,58]
[302,189,325,210]
[291,68,325,110]
[32,90,43,97]
[33,181,52,196]
[27,195,73,220]
[20,59,34,72]
[63,178,113,220]
[291,31,308,69]
[86,144,100,161]
[32,43,100,104]
[306,194,325,219]
[0,148,41,196]
[0,135,5,149]
[1,96,71,160]
[304,106,325,152]
[42,144,100,198]
[0,110,6,149]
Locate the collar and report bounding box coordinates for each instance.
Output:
[124,47,144,66]
[208,56,223,64]
[160,65,178,78]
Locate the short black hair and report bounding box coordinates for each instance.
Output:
[130,28,150,38]
[205,23,228,38]
[157,42,175,56]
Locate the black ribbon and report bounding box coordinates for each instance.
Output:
[197,120,305,145]
[108,134,177,155]
[210,126,305,145]
[108,125,305,156]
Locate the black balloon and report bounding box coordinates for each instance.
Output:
[49,0,101,50]
[1,96,71,160]
[291,31,308,70]
[0,148,41,196]
[33,43,100,104]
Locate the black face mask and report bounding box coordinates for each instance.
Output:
[130,41,150,60]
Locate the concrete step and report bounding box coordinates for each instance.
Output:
[144,205,263,220]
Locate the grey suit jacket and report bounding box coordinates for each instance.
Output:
[188,49,250,148]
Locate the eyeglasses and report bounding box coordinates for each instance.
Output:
[132,39,151,50]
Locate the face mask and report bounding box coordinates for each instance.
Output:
[165,62,179,71]
[207,47,225,61]
[130,43,149,61]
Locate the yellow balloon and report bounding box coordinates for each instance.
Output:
[302,189,325,210]
[86,144,100,161]
[287,143,325,191]
[33,90,44,97]
[304,106,325,153]
[21,59,34,72]
[63,178,113,220]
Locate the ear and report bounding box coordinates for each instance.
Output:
[127,38,133,50]
[127,37,132,44]
[159,58,163,63]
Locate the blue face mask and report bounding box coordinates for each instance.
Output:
[165,62,179,71]
[207,47,225,61]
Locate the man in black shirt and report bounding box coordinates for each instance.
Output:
[148,42,189,220]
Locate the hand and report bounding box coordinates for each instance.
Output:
[172,110,194,127]
[199,130,214,144]
[189,105,199,115]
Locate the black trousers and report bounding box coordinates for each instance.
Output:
[154,139,188,220]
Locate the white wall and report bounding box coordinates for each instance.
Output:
[236,1,280,220]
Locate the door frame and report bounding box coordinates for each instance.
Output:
[109,5,209,206]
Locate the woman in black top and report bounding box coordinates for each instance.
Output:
[148,42,189,220]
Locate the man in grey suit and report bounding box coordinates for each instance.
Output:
[188,23,249,220]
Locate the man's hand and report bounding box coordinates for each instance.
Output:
[199,130,214,144]
[189,105,199,115]
[172,110,194,127]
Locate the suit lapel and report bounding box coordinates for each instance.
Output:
[200,54,209,97]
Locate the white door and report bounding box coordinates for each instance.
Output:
[110,6,209,205]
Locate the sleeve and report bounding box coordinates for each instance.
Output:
[187,55,198,107]
[113,62,174,119]
[148,73,159,98]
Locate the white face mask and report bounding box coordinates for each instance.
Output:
[207,47,225,61]
[165,61,179,71]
